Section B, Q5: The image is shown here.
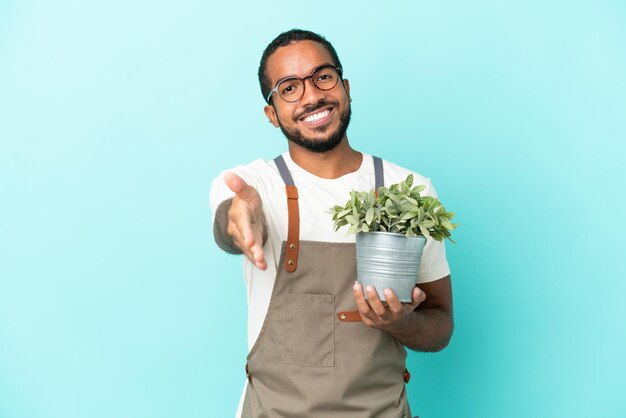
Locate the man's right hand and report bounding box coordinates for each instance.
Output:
[222,172,268,270]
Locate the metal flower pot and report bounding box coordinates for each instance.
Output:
[355,231,427,302]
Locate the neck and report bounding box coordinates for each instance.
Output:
[288,136,362,179]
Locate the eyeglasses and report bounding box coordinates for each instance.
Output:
[266,64,343,104]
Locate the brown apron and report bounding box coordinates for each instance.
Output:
[242,155,412,418]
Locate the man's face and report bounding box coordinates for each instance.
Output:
[264,40,351,153]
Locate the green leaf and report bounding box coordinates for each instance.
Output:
[441,219,453,230]
[335,219,348,228]
[388,193,401,204]
[419,225,432,239]
[337,209,351,218]
[417,207,425,222]
[400,202,418,213]
[365,207,374,225]
[421,219,435,229]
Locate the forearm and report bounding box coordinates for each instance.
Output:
[389,307,454,352]
[213,199,242,254]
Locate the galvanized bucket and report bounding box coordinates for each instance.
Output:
[355,232,427,303]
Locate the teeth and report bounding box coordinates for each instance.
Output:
[303,109,330,123]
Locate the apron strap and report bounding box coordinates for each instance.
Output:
[373,155,384,196]
[274,155,300,273]
[274,154,295,186]
[337,311,363,322]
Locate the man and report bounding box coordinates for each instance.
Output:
[210,29,453,418]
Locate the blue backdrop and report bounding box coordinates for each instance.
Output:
[1,1,625,417]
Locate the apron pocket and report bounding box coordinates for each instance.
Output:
[284,293,335,367]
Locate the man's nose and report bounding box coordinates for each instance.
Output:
[299,77,324,106]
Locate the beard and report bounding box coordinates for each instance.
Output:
[277,100,352,153]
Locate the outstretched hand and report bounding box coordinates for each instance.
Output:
[223,172,267,270]
[352,282,427,334]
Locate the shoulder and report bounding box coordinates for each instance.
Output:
[211,158,281,188]
[380,158,434,196]
[224,158,280,184]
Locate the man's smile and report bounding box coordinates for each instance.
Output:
[298,106,334,127]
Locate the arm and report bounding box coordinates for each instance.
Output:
[212,172,268,270]
[353,275,454,352]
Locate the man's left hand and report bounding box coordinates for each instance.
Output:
[352,282,427,334]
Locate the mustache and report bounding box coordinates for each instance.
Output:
[294,99,339,121]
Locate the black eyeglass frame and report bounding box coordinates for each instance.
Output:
[265,64,344,104]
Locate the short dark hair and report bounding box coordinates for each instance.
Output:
[258,29,343,103]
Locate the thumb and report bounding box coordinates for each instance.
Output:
[224,172,249,194]
[413,286,427,306]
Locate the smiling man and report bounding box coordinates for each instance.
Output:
[210,29,453,418]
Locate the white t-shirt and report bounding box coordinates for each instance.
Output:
[209,152,451,417]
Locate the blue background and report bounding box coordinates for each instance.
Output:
[1,1,625,417]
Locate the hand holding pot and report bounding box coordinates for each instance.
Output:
[224,172,268,270]
[353,282,427,334]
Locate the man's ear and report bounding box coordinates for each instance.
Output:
[264,104,280,128]
[343,79,351,99]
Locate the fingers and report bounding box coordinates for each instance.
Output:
[232,234,266,271]
[353,282,389,322]
[365,286,388,317]
[226,203,251,245]
[237,212,256,248]
[249,240,267,270]
[224,172,248,194]
[353,282,429,332]
[413,286,427,307]
[232,220,266,270]
[240,212,267,269]
[384,289,403,315]
[223,172,267,270]
[352,282,372,321]
[352,282,367,308]
[224,172,259,201]
[388,287,427,313]
[383,286,427,313]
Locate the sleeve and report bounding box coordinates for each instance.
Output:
[415,181,451,283]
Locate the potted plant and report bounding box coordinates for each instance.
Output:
[330,174,457,302]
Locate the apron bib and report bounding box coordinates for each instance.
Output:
[242,156,412,418]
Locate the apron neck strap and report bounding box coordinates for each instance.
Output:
[274,155,295,186]
[274,155,300,273]
[373,155,384,196]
